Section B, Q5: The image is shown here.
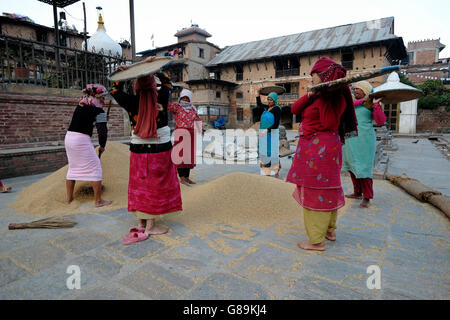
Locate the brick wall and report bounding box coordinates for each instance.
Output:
[0,92,129,148]
[416,106,450,133]
[415,50,437,65]
[0,147,68,179]
[407,71,446,85]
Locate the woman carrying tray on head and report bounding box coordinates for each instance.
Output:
[168,88,201,186]
[110,57,182,244]
[65,84,112,208]
[256,89,281,178]
[286,57,358,251]
[342,81,386,208]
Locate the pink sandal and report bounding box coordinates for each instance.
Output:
[122,231,148,245]
[124,227,145,239]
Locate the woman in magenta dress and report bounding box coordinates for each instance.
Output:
[168,89,201,186]
[286,57,358,251]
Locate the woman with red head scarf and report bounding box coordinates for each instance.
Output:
[111,57,182,244]
[286,57,358,251]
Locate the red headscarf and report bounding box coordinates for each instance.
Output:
[133,75,158,138]
[311,57,358,143]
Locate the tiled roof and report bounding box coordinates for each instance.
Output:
[207,17,404,67]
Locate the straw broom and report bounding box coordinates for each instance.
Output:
[8,216,77,230]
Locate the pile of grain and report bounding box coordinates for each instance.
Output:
[10,142,132,216]
[11,142,326,229]
[171,172,304,229]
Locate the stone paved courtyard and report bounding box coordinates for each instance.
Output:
[0,137,449,300]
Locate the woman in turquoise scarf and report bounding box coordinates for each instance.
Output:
[342,81,386,208]
[256,90,281,177]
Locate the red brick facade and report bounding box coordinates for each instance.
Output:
[407,39,444,65]
[0,147,68,179]
[0,93,128,148]
[416,106,450,133]
[0,92,130,178]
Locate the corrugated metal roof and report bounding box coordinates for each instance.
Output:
[207,17,399,67]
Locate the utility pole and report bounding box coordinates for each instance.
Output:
[83,2,87,51]
[52,1,61,78]
[129,0,136,62]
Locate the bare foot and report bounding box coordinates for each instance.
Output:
[345,193,363,199]
[95,200,113,207]
[145,225,169,235]
[138,219,146,229]
[297,241,326,251]
[326,231,336,241]
[187,178,196,185]
[360,198,370,208]
[180,177,190,186]
[66,198,73,204]
[1,186,12,193]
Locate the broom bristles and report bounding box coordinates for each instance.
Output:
[8,216,77,230]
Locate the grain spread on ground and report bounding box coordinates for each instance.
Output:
[11,142,316,228]
[10,141,352,254]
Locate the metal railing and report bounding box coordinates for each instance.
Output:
[275,68,300,78]
[278,93,299,100]
[0,35,131,89]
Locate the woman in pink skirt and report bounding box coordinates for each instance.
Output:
[111,58,182,244]
[65,84,112,207]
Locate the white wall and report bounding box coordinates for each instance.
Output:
[399,99,418,134]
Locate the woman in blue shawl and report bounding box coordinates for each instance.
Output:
[256,90,281,177]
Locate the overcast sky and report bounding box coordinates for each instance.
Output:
[2,0,449,57]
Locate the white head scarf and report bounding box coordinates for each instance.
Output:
[178,89,197,112]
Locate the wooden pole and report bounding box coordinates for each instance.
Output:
[52,2,59,46]
[52,1,61,85]
[129,0,136,62]
[307,66,401,92]
[83,2,87,51]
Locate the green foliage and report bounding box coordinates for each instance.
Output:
[44,72,65,88]
[417,80,448,96]
[439,93,450,106]
[416,80,450,109]
[398,72,416,88]
[418,95,441,109]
